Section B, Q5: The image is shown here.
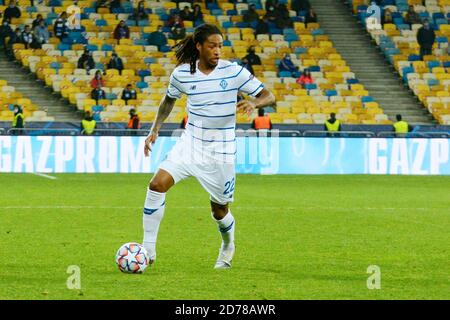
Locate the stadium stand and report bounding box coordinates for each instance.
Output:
[1,0,392,125]
[0,78,54,122]
[355,0,450,125]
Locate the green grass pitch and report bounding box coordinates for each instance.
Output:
[0,173,449,300]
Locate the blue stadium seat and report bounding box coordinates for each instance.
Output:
[308,65,321,72]
[428,61,441,70]
[326,90,338,97]
[50,62,61,69]
[57,43,71,51]
[92,105,104,112]
[304,83,317,90]
[136,81,148,89]
[408,55,421,61]
[144,57,156,64]
[222,21,233,29]
[160,45,171,52]
[279,71,292,77]
[105,94,116,101]
[86,44,98,52]
[138,70,151,78]
[347,78,359,84]
[26,6,37,13]
[95,19,107,27]
[102,44,113,51]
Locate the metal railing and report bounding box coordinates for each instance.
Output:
[5,128,450,138]
[7,128,79,135]
[236,129,302,137]
[303,130,377,138]
[79,129,185,136]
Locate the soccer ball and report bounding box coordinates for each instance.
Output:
[115,242,149,274]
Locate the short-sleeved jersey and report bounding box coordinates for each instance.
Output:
[166,59,264,161]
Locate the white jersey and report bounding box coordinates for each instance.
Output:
[166,59,264,162]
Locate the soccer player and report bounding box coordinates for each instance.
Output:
[142,24,275,269]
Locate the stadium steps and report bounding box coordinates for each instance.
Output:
[0,53,82,122]
[311,0,435,125]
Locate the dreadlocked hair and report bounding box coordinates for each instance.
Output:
[172,24,222,74]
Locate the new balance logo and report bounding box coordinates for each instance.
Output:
[190,85,196,91]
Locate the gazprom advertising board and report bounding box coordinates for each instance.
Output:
[0,136,449,175]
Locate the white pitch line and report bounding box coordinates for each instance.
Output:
[32,173,57,180]
[0,205,435,211]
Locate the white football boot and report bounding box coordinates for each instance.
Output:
[214,243,235,269]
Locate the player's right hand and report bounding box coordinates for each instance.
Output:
[144,131,158,157]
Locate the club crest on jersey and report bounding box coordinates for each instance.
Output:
[220,79,228,90]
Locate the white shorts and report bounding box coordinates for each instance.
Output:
[158,135,236,205]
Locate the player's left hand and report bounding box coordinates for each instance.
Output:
[237,99,256,117]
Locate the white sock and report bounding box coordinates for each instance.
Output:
[212,211,235,248]
[142,189,166,260]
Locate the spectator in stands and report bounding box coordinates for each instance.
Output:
[192,4,203,23]
[78,49,96,71]
[91,83,106,104]
[405,5,421,26]
[169,15,186,40]
[255,17,269,35]
[275,3,292,29]
[381,8,393,25]
[147,26,167,50]
[243,4,259,23]
[53,12,68,41]
[33,19,50,48]
[12,104,25,135]
[180,6,193,22]
[393,114,412,135]
[251,108,273,130]
[96,0,113,13]
[243,46,261,66]
[110,0,122,11]
[131,1,148,26]
[81,111,96,135]
[113,20,130,43]
[107,52,124,74]
[417,20,435,59]
[21,25,33,49]
[168,13,184,28]
[180,115,188,129]
[278,54,298,74]
[91,70,105,88]
[121,84,137,105]
[324,112,341,136]
[3,1,21,22]
[127,108,141,135]
[32,14,45,29]
[6,27,21,60]
[304,8,317,27]
[292,0,311,15]
[264,5,278,25]
[241,57,254,75]
[265,0,278,12]
[0,19,13,51]
[296,69,313,87]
